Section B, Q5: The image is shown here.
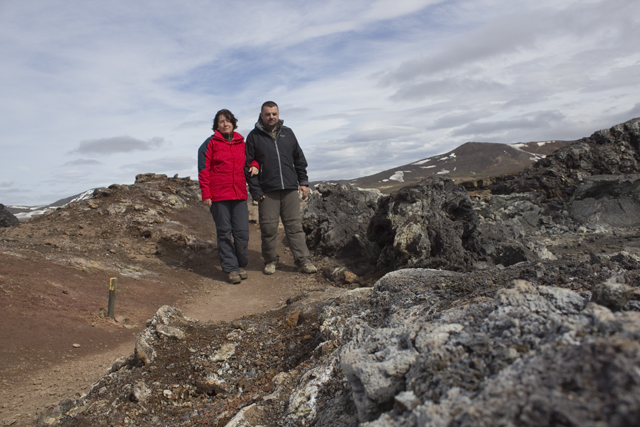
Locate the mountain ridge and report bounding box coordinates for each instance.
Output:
[5,139,572,219]
[320,139,573,194]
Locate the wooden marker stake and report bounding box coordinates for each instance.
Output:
[107,278,117,319]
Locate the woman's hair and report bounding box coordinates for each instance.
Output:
[212,109,238,131]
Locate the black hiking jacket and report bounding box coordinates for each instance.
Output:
[245,118,309,200]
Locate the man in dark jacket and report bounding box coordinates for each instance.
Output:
[245,101,317,275]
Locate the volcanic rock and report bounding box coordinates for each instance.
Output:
[367,177,479,272]
[592,281,633,311]
[0,203,19,227]
[302,182,382,274]
[490,117,640,199]
[570,174,640,228]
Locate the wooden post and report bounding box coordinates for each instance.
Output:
[107,278,117,319]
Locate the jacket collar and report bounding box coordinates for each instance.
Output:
[255,117,284,134]
[212,130,244,143]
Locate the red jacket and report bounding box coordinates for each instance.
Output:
[198,131,248,202]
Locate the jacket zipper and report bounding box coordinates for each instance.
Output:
[230,141,238,198]
[272,128,285,189]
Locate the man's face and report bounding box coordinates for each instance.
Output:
[260,106,279,129]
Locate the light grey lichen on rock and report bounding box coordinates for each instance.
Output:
[135,306,190,365]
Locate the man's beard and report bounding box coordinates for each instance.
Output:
[264,119,278,130]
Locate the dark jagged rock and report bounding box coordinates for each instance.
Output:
[490,117,640,199]
[472,192,552,266]
[302,183,382,274]
[304,179,546,271]
[367,177,480,272]
[591,282,633,311]
[0,203,19,227]
[570,174,640,228]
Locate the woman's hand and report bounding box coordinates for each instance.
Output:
[249,166,259,177]
[202,199,212,207]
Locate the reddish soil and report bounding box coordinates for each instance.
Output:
[0,216,327,426]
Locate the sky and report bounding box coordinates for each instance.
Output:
[1,0,639,206]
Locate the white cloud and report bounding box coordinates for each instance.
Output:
[51,171,92,183]
[120,155,196,175]
[1,0,639,204]
[364,0,445,20]
[74,136,165,155]
[63,159,104,167]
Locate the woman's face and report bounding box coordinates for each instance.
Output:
[217,115,233,134]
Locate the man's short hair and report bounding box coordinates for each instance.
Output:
[261,101,278,111]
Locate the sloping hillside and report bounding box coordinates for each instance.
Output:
[0,173,330,426]
[343,140,571,194]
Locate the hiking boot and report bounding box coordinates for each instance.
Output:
[238,267,248,280]
[300,263,317,274]
[263,262,277,275]
[228,270,241,284]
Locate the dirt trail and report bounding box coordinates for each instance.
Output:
[0,222,325,427]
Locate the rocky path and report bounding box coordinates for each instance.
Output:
[0,223,326,427]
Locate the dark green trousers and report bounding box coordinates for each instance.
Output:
[258,189,310,266]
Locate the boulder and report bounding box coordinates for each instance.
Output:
[341,327,419,422]
[135,306,190,365]
[0,204,19,227]
[302,183,382,274]
[367,177,480,272]
[570,174,640,228]
[472,193,548,266]
[591,281,633,311]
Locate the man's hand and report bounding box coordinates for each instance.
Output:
[202,199,212,207]
[249,166,259,177]
[299,185,309,199]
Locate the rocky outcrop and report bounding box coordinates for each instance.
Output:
[570,174,640,228]
[302,183,382,274]
[304,177,542,272]
[303,178,483,273]
[43,252,640,427]
[134,306,190,365]
[303,121,640,271]
[303,179,555,273]
[490,117,640,199]
[285,262,640,426]
[0,203,19,227]
[0,173,211,276]
[367,177,480,272]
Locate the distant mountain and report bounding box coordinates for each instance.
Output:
[6,139,572,220]
[6,189,98,221]
[331,140,573,194]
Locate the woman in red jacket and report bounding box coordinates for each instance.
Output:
[198,109,249,284]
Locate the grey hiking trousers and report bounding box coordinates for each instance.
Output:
[258,189,310,266]
[210,200,249,273]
